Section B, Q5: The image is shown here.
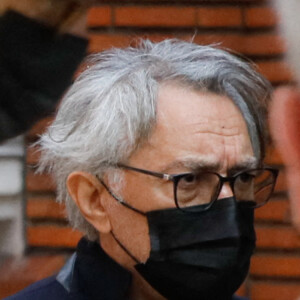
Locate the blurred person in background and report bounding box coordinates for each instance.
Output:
[7,39,277,300]
[270,1,300,232]
[0,0,95,142]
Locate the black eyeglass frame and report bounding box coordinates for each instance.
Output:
[117,163,279,212]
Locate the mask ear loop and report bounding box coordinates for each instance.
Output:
[96,176,146,216]
[96,176,145,264]
[111,231,141,264]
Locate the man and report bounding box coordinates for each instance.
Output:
[269,3,300,300]
[9,39,277,300]
[269,0,300,232]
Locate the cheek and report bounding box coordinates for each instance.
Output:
[122,173,175,211]
[106,196,151,263]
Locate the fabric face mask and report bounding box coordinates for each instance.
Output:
[110,196,256,300]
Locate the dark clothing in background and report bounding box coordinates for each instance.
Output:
[0,11,88,142]
[6,238,249,300]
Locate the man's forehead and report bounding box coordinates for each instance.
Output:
[129,83,255,172]
[153,84,250,141]
[161,155,258,173]
[156,83,241,121]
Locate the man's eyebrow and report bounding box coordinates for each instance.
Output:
[162,156,259,174]
[162,157,221,173]
[228,157,259,175]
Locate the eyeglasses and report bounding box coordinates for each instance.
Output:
[117,164,279,212]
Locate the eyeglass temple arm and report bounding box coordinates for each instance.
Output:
[97,176,146,215]
[117,164,172,180]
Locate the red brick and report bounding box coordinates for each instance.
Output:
[27,226,82,248]
[256,225,300,249]
[250,281,300,300]
[243,34,285,55]
[194,33,284,56]
[115,6,196,27]
[89,33,285,57]
[197,7,243,27]
[251,254,300,277]
[256,60,293,83]
[26,171,56,192]
[89,32,193,53]
[140,33,193,43]
[26,145,41,165]
[265,146,283,165]
[0,255,66,298]
[87,6,112,27]
[89,33,132,52]
[193,33,244,54]
[255,196,290,223]
[244,6,278,28]
[274,169,287,193]
[90,32,286,58]
[27,197,66,219]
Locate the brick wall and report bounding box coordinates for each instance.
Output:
[11,0,300,299]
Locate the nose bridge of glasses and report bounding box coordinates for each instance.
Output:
[217,179,234,200]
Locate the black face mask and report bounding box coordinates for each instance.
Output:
[110,196,256,300]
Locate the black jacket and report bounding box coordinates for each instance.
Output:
[6,238,249,300]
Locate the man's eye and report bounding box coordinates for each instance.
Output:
[239,173,255,183]
[182,174,196,183]
[177,174,200,190]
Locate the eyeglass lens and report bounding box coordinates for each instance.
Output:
[176,169,276,210]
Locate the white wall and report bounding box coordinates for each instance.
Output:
[0,136,25,256]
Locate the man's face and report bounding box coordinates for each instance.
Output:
[100,82,255,284]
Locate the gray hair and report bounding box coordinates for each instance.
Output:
[38,39,271,240]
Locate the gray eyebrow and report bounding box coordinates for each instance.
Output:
[228,158,260,176]
[162,156,259,174]
[164,160,220,173]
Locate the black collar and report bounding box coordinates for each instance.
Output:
[57,237,132,300]
[56,238,247,300]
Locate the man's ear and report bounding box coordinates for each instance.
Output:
[67,171,111,233]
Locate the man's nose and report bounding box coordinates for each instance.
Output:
[217,182,234,199]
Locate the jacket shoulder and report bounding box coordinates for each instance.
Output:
[5,276,70,300]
